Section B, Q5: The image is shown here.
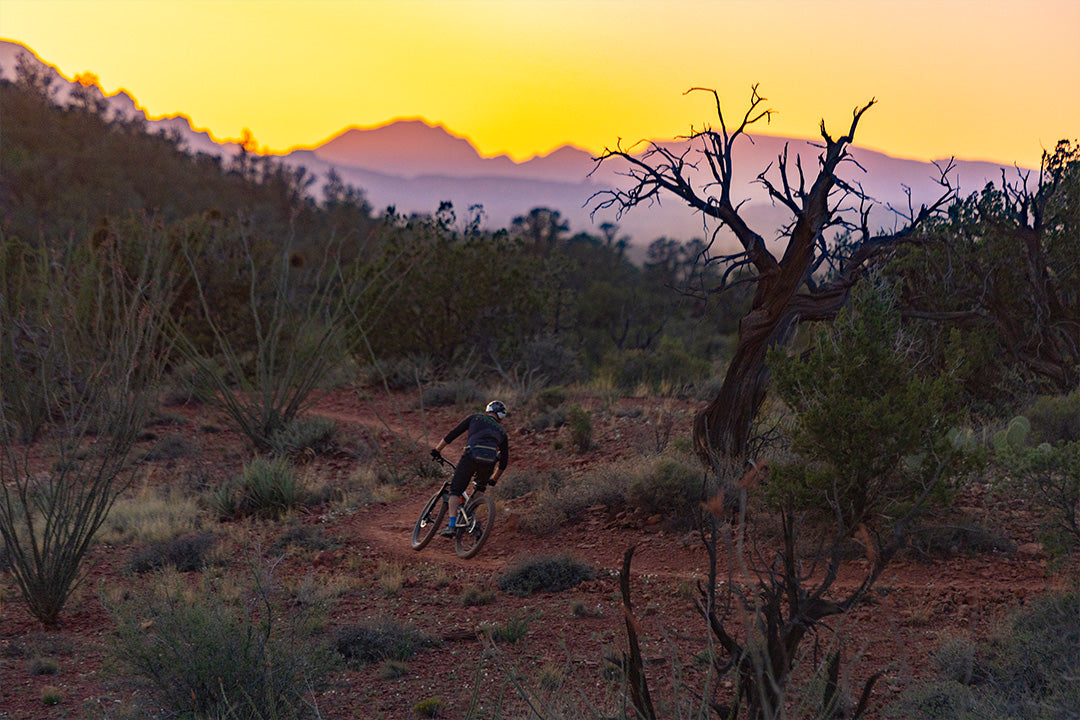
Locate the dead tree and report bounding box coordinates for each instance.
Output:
[590,85,955,461]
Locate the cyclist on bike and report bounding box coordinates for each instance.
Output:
[431,400,509,537]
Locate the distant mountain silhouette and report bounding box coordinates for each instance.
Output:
[1,38,1027,252]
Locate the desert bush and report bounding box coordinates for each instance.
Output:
[625,452,705,527]
[271,524,342,554]
[266,414,338,457]
[174,227,380,453]
[518,466,627,535]
[0,225,173,628]
[375,561,404,596]
[530,405,568,431]
[933,633,977,685]
[498,555,596,596]
[461,585,495,606]
[40,685,63,706]
[493,468,564,501]
[360,355,435,391]
[337,463,407,509]
[333,618,435,668]
[140,433,195,462]
[566,404,593,453]
[412,697,444,718]
[1003,441,1080,555]
[596,336,710,392]
[890,592,1080,720]
[107,565,333,720]
[483,609,535,643]
[420,378,480,408]
[212,456,307,520]
[906,515,1017,558]
[534,385,569,410]
[100,483,203,545]
[378,659,409,679]
[886,681,978,720]
[126,531,218,574]
[1025,390,1080,444]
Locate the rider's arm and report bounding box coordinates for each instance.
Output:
[434,416,472,454]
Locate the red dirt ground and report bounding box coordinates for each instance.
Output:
[0,387,1070,719]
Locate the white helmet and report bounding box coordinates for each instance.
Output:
[485,400,507,419]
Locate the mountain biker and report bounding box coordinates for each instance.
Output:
[430,400,508,537]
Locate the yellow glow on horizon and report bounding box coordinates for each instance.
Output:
[1,0,1077,168]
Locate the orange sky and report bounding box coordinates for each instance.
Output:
[2,0,1077,168]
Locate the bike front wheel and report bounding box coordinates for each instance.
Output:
[454,494,496,559]
[411,490,447,550]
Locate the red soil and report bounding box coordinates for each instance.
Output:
[0,388,1068,719]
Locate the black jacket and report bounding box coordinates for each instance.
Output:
[444,413,509,471]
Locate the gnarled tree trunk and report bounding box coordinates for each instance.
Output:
[591,86,953,461]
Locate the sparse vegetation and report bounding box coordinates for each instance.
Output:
[890,593,1080,720]
[498,555,597,596]
[2,49,1079,720]
[126,531,218,574]
[211,456,307,520]
[333,619,436,668]
[107,565,333,720]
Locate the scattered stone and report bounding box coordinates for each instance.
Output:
[1017,542,1043,558]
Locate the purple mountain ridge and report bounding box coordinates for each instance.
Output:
[2,38,1030,253]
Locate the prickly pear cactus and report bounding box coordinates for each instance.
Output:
[992,415,1031,452]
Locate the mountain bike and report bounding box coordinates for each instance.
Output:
[410,453,496,559]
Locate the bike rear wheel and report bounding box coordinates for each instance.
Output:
[454,494,496,559]
[411,490,447,550]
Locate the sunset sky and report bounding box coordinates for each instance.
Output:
[2,0,1077,168]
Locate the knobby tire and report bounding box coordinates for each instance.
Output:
[411,489,447,550]
[454,494,496,559]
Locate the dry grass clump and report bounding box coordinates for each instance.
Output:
[519,450,704,534]
[101,481,204,545]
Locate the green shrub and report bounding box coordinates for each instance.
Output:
[333,618,435,668]
[378,659,409,680]
[498,555,597,596]
[107,567,332,720]
[213,456,307,520]
[30,656,59,675]
[566,404,593,453]
[1026,390,1080,444]
[485,609,534,643]
[126,531,218,574]
[140,433,194,462]
[534,386,568,410]
[494,468,564,500]
[906,516,1016,558]
[992,415,1031,452]
[1006,441,1080,555]
[597,336,710,392]
[461,585,495,607]
[40,685,63,706]
[625,453,704,526]
[530,406,567,431]
[886,681,977,720]
[933,633,976,684]
[518,467,627,535]
[267,415,338,457]
[420,379,479,408]
[412,697,444,718]
[271,524,342,554]
[889,592,1080,720]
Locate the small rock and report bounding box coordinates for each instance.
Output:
[1017,542,1043,558]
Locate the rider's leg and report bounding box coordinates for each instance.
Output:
[447,456,474,529]
[447,494,460,527]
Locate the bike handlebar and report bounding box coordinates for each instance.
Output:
[431,450,456,471]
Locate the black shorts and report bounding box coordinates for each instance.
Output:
[450,453,495,495]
